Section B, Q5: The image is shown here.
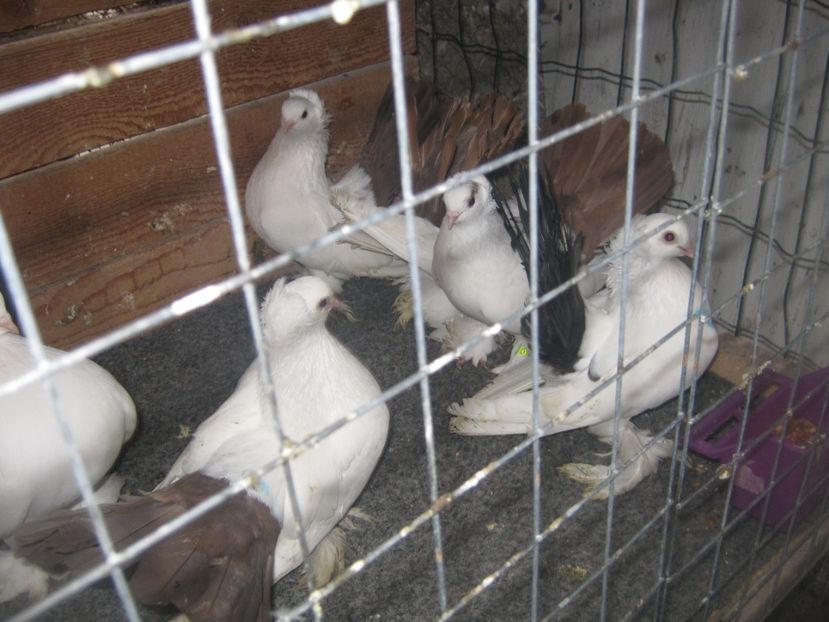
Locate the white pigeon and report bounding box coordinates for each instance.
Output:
[433,175,529,336]
[245,88,408,291]
[449,214,719,496]
[336,185,497,365]
[158,276,389,583]
[0,291,137,601]
[9,277,389,618]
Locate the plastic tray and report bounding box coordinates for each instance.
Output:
[689,367,829,530]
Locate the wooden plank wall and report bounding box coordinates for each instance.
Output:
[0,0,132,33]
[0,0,416,348]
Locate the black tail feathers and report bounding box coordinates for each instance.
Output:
[489,159,586,374]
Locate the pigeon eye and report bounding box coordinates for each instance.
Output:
[317,297,328,310]
[466,193,475,208]
[301,110,308,119]
[663,231,676,243]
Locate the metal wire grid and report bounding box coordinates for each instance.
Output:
[0,0,826,620]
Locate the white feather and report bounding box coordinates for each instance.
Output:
[335,174,500,364]
[0,293,136,603]
[245,89,408,290]
[159,276,389,583]
[448,214,719,495]
[0,294,136,541]
[433,176,529,335]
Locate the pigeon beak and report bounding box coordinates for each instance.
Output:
[281,118,295,132]
[446,211,461,229]
[680,245,694,258]
[328,296,356,322]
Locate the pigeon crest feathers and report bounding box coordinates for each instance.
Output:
[281,88,330,134]
[261,276,336,345]
[605,214,693,294]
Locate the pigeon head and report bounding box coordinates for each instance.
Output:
[635,214,694,259]
[261,276,344,344]
[605,214,694,293]
[280,89,330,135]
[441,176,493,229]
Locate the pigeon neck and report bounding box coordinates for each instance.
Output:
[605,250,659,296]
[271,130,329,193]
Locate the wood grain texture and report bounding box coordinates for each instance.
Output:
[2,62,405,347]
[0,0,131,33]
[0,0,414,178]
[710,515,829,621]
[708,332,802,387]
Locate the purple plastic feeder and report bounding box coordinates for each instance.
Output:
[689,367,829,530]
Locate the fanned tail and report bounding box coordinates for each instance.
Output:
[360,78,524,225]
[541,103,674,259]
[11,473,279,622]
[490,159,586,375]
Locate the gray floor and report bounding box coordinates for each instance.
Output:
[2,277,826,621]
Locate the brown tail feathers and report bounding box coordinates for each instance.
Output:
[11,473,280,622]
[540,104,674,259]
[360,77,524,226]
[360,83,671,244]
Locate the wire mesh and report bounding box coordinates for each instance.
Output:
[0,0,827,620]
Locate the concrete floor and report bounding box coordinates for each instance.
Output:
[2,277,826,621]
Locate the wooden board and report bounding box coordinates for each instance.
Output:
[0,0,131,34]
[708,332,803,387]
[3,62,405,348]
[710,515,829,621]
[0,0,414,178]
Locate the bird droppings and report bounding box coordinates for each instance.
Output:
[206,166,217,174]
[704,515,721,530]
[716,464,733,480]
[148,214,173,232]
[557,564,589,581]
[177,424,191,439]
[148,203,193,234]
[54,304,81,326]
[119,292,135,311]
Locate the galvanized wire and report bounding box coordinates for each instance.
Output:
[188,0,322,614]
[742,176,829,615]
[526,0,543,619]
[701,0,808,616]
[1,1,828,621]
[385,0,449,613]
[655,0,737,615]
[599,1,647,618]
